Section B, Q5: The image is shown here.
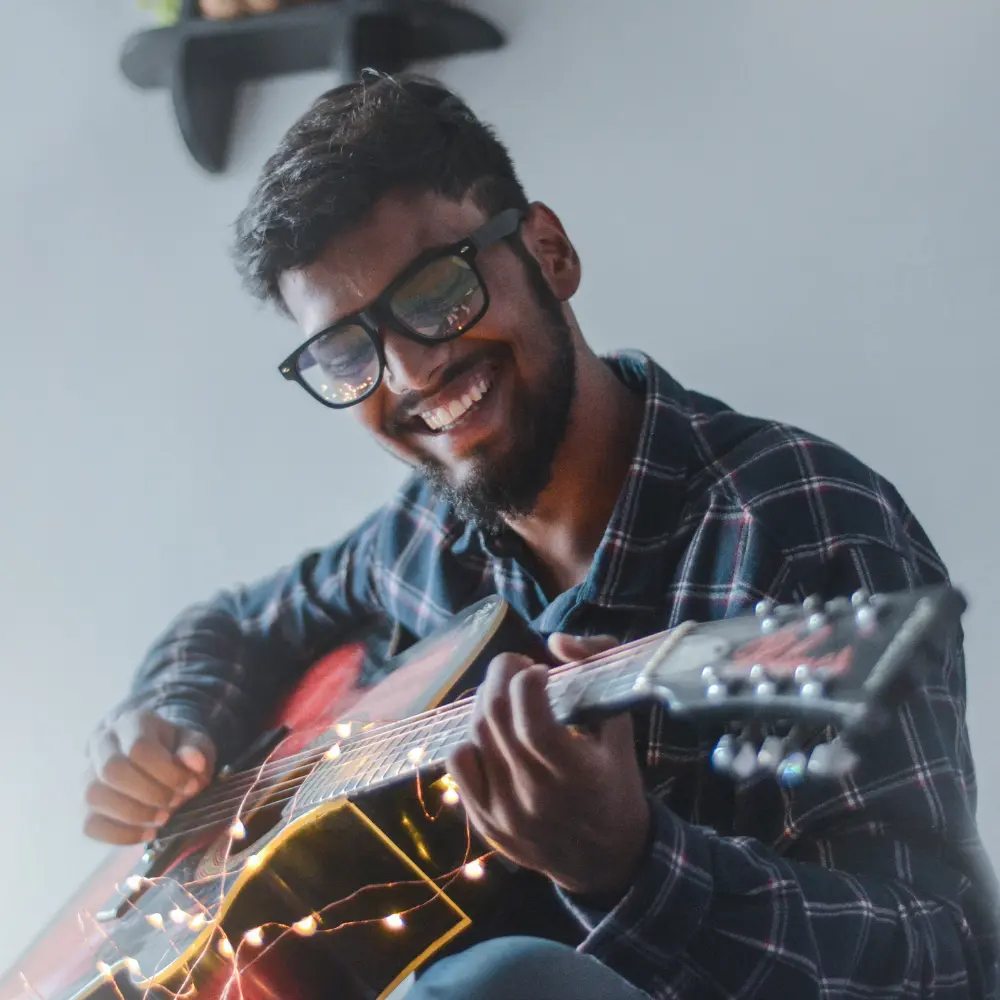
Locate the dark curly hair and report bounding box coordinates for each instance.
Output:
[232,72,530,312]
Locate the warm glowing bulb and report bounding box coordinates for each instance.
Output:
[245,853,262,871]
[229,819,247,840]
[293,915,318,937]
[463,860,485,880]
[218,938,234,958]
[145,913,164,929]
[383,913,405,931]
[169,908,187,925]
[335,722,352,738]
[243,927,264,947]
[324,743,341,760]
[124,958,141,977]
[125,874,144,893]
[188,912,207,931]
[442,787,460,805]
[96,961,112,979]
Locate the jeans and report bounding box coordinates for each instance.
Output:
[406,936,651,1000]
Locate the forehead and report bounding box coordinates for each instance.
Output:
[278,191,489,336]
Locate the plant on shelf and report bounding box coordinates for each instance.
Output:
[137,0,182,24]
[198,0,319,18]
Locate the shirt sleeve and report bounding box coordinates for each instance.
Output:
[111,509,386,768]
[560,536,998,999]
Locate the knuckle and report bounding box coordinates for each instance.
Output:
[485,689,510,721]
[124,734,152,759]
[488,652,532,680]
[82,813,107,840]
[83,780,106,808]
[99,753,129,785]
[472,717,493,747]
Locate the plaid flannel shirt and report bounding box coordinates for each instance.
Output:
[129,351,998,999]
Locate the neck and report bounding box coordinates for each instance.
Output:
[506,343,644,593]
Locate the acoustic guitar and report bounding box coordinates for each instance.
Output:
[0,585,965,1000]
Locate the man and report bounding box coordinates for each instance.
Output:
[84,74,997,999]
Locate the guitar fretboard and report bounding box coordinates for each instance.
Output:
[293,644,651,810]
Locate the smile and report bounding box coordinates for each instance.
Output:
[418,371,494,433]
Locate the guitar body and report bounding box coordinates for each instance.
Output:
[0,598,578,1000]
[1,585,967,1000]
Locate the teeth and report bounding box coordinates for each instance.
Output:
[419,376,491,432]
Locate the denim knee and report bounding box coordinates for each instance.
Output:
[406,935,649,1000]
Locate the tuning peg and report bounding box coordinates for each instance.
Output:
[699,663,728,699]
[851,588,871,608]
[807,740,859,778]
[807,612,828,632]
[756,735,785,771]
[711,734,738,772]
[731,741,760,780]
[755,598,775,617]
[802,594,823,613]
[747,664,777,697]
[777,751,809,786]
[824,596,852,617]
[855,604,879,632]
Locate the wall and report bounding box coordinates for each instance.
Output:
[0,0,996,974]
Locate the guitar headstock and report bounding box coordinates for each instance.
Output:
[634,584,966,785]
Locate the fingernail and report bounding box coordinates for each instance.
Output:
[154,810,170,825]
[184,779,200,797]
[178,748,206,773]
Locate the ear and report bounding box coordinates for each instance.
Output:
[519,202,582,301]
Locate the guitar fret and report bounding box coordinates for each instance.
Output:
[305,651,651,808]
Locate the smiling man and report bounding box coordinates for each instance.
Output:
[83,75,997,999]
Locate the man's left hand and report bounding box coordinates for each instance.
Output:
[447,633,651,901]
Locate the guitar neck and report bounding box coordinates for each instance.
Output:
[297,633,666,807]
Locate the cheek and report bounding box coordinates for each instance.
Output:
[354,393,423,465]
[354,395,384,436]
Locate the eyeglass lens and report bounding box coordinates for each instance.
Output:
[295,252,486,406]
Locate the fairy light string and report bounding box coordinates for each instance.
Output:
[25,627,685,1000]
[159,630,664,842]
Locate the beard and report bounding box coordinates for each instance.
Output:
[419,259,577,532]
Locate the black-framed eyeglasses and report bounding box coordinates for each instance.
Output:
[277,208,524,409]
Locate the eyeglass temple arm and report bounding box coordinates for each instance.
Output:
[469,208,524,251]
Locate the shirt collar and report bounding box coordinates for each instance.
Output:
[580,350,694,611]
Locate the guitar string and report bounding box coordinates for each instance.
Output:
[161,641,655,837]
[154,732,479,845]
[169,629,664,814]
[164,664,648,842]
[162,665,648,847]
[158,633,665,839]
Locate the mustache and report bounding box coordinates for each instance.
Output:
[385,347,505,433]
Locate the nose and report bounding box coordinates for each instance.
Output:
[380,329,448,395]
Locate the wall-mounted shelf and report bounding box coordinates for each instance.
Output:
[119,0,505,173]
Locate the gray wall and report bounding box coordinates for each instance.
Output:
[1,0,997,973]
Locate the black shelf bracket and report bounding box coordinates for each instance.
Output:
[119,0,505,174]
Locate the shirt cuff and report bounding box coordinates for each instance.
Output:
[557,798,715,971]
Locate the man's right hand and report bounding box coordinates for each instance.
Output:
[84,710,217,845]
